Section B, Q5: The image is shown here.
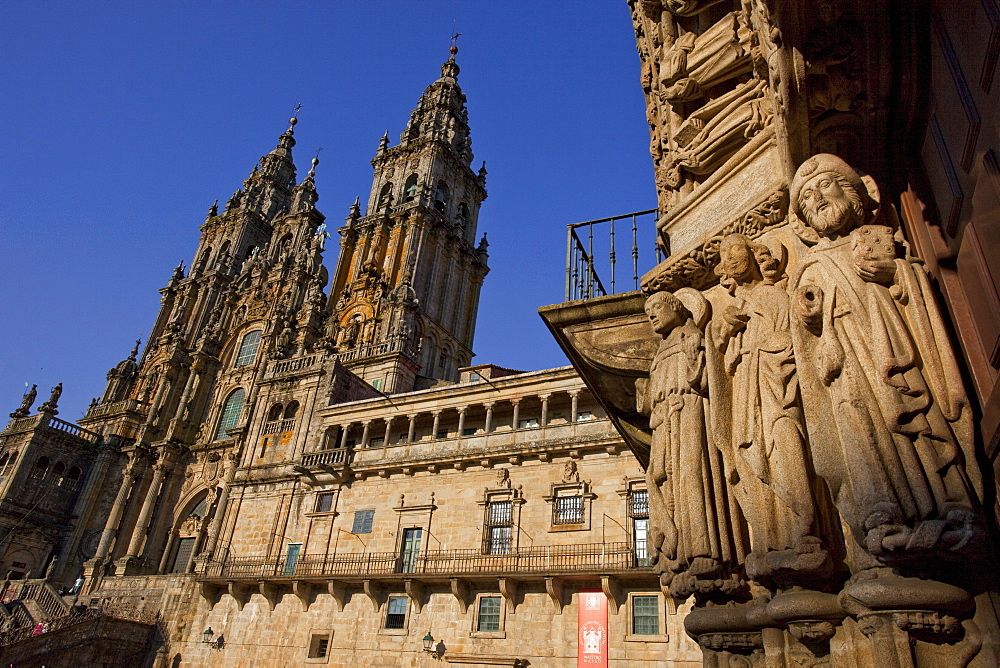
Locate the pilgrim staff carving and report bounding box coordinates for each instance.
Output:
[788,154,984,567]
[636,288,746,598]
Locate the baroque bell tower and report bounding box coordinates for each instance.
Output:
[326,45,489,393]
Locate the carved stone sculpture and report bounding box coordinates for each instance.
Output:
[788,154,984,568]
[636,288,746,599]
[39,382,62,414]
[10,384,36,418]
[707,233,834,587]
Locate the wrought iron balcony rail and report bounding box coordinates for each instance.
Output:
[201,542,647,580]
[565,209,661,301]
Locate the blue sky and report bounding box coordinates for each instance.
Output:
[0,1,656,421]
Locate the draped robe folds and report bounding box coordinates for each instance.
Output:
[790,234,981,554]
[706,282,815,559]
[637,321,743,581]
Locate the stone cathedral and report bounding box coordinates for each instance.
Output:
[1,2,999,667]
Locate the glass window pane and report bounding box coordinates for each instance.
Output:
[352,510,374,534]
[386,596,407,629]
[235,330,262,367]
[477,596,501,632]
[632,596,659,635]
[215,388,245,440]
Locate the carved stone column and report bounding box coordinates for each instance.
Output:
[360,421,371,448]
[124,462,170,558]
[484,403,494,434]
[339,423,351,449]
[407,414,417,443]
[431,412,441,439]
[92,459,142,561]
[539,394,550,427]
[383,417,394,446]
[511,400,520,430]
[569,391,580,423]
[456,408,467,438]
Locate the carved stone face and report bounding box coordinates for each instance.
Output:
[717,237,754,281]
[645,295,684,335]
[798,172,859,236]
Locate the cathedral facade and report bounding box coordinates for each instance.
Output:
[0,48,700,666]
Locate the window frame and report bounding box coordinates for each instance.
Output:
[234,330,263,367]
[214,388,246,440]
[472,594,505,638]
[314,491,336,514]
[384,595,409,631]
[625,593,668,643]
[305,630,333,663]
[351,509,374,534]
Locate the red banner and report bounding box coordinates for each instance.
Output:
[577,590,608,667]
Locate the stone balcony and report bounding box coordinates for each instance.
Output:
[196,541,654,613]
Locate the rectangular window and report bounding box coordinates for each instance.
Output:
[399,528,422,573]
[485,500,513,555]
[518,418,539,429]
[629,489,649,517]
[351,510,374,534]
[235,330,262,367]
[397,433,407,443]
[368,437,384,448]
[385,595,407,629]
[477,596,501,632]
[308,634,329,658]
[437,430,448,439]
[315,492,335,513]
[462,427,476,436]
[371,378,383,391]
[634,518,650,567]
[282,543,301,576]
[632,596,660,635]
[553,495,584,525]
[577,411,594,421]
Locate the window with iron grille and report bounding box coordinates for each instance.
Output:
[385,595,407,629]
[632,595,660,635]
[315,492,335,513]
[351,509,374,534]
[308,634,329,658]
[234,330,262,367]
[553,495,584,525]
[484,500,512,555]
[477,595,502,632]
[629,489,649,517]
[629,488,650,566]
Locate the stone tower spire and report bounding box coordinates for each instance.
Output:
[325,47,489,393]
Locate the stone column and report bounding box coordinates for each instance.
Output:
[157,529,180,573]
[360,421,371,448]
[339,424,351,449]
[540,395,550,427]
[383,417,394,446]
[171,369,198,421]
[569,391,580,423]
[484,403,494,434]
[125,462,170,558]
[511,400,521,431]
[431,412,441,439]
[457,408,467,438]
[93,460,142,560]
[200,453,238,564]
[407,415,417,443]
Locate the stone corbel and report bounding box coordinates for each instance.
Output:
[327,580,350,612]
[363,579,383,612]
[405,578,426,614]
[259,581,281,611]
[601,575,623,615]
[499,577,519,614]
[451,577,472,614]
[292,580,312,612]
[227,581,251,610]
[545,577,564,615]
[199,581,223,608]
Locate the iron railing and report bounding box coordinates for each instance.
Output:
[565,209,661,301]
[201,542,645,580]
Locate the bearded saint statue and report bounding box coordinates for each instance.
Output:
[788,154,984,568]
